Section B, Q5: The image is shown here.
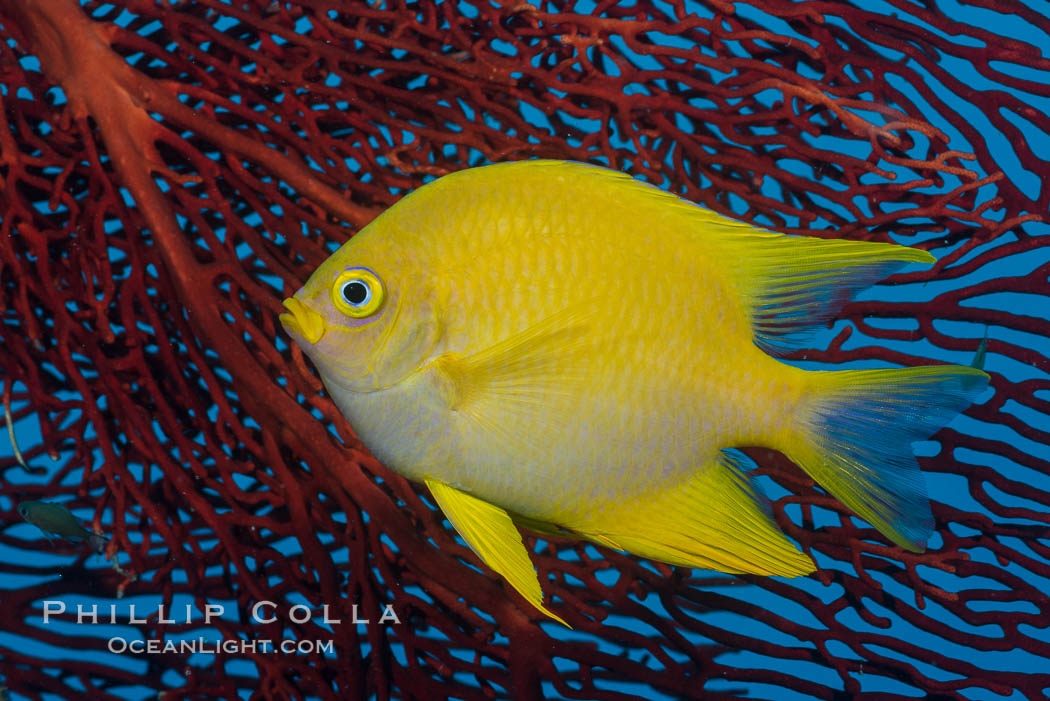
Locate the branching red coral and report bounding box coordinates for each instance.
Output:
[1,0,1048,699]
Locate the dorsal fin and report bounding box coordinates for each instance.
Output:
[707,228,935,355]
[650,197,935,355]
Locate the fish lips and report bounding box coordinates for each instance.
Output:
[280,297,327,345]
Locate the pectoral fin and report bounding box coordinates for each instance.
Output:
[427,306,591,456]
[426,479,569,626]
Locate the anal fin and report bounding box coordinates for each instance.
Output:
[426,479,569,626]
[579,450,815,577]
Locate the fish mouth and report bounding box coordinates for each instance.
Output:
[280,297,327,345]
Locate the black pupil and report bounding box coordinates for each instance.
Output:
[344,281,368,305]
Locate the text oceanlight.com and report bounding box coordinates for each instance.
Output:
[108,637,335,655]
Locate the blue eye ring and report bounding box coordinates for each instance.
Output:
[331,267,384,318]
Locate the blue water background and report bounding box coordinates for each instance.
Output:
[2,1,1049,699]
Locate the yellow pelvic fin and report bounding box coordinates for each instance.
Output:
[578,450,815,577]
[426,479,569,626]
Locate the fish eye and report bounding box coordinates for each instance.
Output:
[17,505,27,517]
[331,267,384,318]
[340,279,371,307]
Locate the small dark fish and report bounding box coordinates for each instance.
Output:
[17,500,107,554]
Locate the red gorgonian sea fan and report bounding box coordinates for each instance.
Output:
[1,0,1049,699]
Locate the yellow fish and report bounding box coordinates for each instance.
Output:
[281,160,987,625]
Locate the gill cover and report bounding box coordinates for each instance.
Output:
[305,266,443,394]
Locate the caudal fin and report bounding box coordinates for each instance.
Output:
[786,365,988,551]
[87,532,108,555]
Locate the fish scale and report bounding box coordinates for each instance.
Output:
[281,159,988,624]
[436,232,732,514]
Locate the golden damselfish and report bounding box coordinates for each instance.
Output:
[281,160,987,625]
